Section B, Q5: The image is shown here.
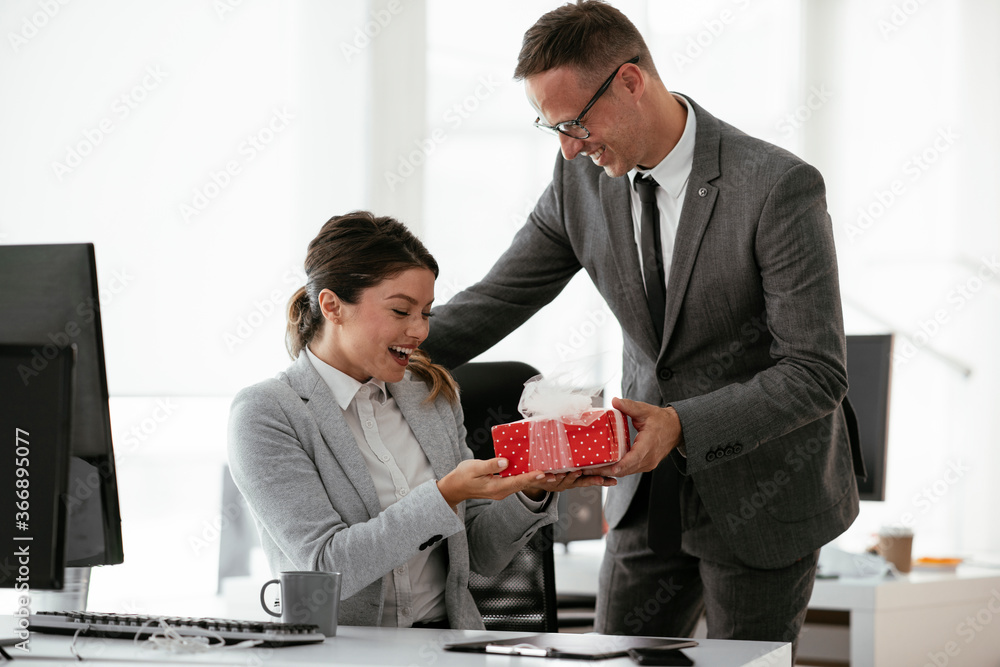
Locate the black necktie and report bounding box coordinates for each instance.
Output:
[633,173,682,556]
[634,174,666,340]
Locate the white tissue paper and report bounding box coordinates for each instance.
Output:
[818,544,894,578]
[517,374,600,420]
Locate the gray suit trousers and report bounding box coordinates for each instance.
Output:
[596,474,818,660]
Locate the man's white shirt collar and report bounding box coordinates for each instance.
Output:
[628,93,696,198]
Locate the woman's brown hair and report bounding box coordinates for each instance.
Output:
[287,211,458,403]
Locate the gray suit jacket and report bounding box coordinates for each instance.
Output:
[424,97,858,569]
[227,352,557,628]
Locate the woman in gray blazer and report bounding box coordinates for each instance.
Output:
[228,211,601,630]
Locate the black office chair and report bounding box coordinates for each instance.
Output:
[450,361,559,633]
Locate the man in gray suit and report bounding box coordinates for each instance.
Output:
[423,1,858,654]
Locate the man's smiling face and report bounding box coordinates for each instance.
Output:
[525,63,646,178]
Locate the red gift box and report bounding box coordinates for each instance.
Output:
[491,409,630,477]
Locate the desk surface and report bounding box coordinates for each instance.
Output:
[555,540,1000,601]
[809,565,1000,609]
[3,619,789,667]
[556,542,1000,667]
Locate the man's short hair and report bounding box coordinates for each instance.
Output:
[514,0,659,85]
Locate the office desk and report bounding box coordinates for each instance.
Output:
[3,619,789,666]
[805,567,1000,666]
[553,544,1000,666]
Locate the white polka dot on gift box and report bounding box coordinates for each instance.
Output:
[566,413,617,466]
[492,423,533,474]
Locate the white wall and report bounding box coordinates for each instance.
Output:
[0,0,369,397]
[0,0,996,615]
[797,0,1000,559]
[0,0,373,614]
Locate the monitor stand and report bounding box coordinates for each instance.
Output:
[29,567,91,612]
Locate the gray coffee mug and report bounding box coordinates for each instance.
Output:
[260,570,342,636]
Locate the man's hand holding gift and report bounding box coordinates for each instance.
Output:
[587,397,684,478]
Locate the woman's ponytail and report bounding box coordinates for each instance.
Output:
[407,349,459,404]
[286,286,320,359]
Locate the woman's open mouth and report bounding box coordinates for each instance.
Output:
[389,345,413,365]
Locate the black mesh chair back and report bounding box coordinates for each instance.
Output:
[450,361,559,633]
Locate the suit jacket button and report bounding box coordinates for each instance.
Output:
[657,368,673,381]
[706,451,716,462]
[698,187,708,197]
[733,443,742,453]
[724,446,734,457]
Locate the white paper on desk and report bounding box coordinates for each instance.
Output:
[447,634,696,660]
[818,544,893,578]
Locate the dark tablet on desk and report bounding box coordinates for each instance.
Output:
[444,633,697,660]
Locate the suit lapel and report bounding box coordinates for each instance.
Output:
[285,353,382,519]
[661,97,721,351]
[599,172,662,359]
[389,377,454,480]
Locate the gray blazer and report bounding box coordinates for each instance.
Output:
[424,96,858,569]
[227,352,557,628]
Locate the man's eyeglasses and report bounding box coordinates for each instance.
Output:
[533,56,640,140]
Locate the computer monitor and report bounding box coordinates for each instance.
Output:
[1,344,75,589]
[845,334,894,502]
[0,243,124,589]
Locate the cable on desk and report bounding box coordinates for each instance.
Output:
[139,620,261,654]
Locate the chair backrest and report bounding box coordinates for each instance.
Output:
[450,361,559,633]
[218,465,258,593]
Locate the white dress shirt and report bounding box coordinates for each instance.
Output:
[305,347,448,627]
[628,93,697,298]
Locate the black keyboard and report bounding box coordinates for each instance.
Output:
[28,611,326,648]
